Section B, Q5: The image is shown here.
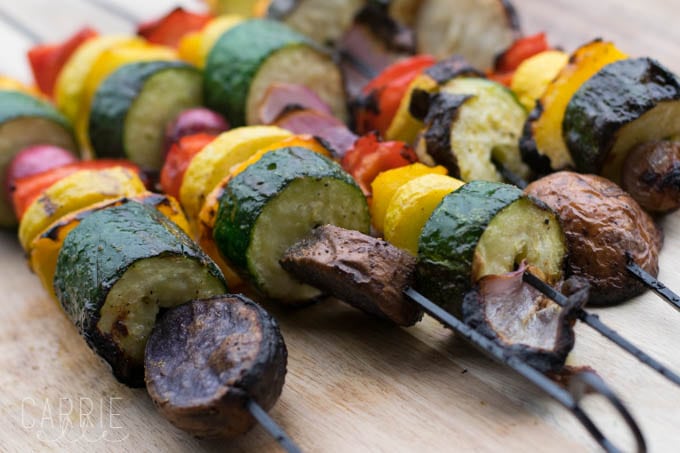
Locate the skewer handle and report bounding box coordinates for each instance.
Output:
[523,271,680,387]
[247,399,302,453]
[626,259,680,313]
[403,287,645,453]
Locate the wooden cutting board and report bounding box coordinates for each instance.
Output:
[1,1,679,451]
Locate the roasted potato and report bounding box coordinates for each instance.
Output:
[145,295,287,438]
[525,172,662,305]
[621,140,680,214]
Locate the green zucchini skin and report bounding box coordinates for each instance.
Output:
[564,57,680,175]
[0,90,72,127]
[204,19,309,126]
[54,201,226,386]
[0,90,77,228]
[213,146,370,300]
[88,61,201,168]
[416,181,523,315]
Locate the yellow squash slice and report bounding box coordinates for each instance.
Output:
[18,167,147,250]
[54,35,138,122]
[511,50,569,111]
[384,173,463,255]
[370,162,447,233]
[179,125,292,231]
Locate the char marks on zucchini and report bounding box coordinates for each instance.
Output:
[54,201,226,386]
[412,77,529,182]
[564,57,680,182]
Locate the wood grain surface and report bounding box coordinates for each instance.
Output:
[1,1,680,452]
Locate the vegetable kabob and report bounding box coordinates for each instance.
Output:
[0,6,668,448]
[19,1,680,387]
[5,147,301,449]
[3,0,676,376]
[351,39,680,314]
[152,113,648,449]
[0,27,301,446]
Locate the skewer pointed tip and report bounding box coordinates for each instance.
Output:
[247,399,302,453]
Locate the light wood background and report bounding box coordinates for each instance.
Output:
[1,1,680,452]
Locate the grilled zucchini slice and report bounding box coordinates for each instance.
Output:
[386,55,483,144]
[75,41,177,157]
[54,201,226,386]
[417,180,565,315]
[213,147,370,303]
[179,126,292,231]
[204,19,347,126]
[564,57,680,181]
[29,193,189,299]
[415,77,529,182]
[88,61,203,171]
[520,40,627,173]
[414,0,520,69]
[0,90,77,228]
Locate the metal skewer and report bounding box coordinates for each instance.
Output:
[247,399,302,453]
[1,4,658,449]
[404,287,646,453]
[523,271,680,387]
[626,254,680,313]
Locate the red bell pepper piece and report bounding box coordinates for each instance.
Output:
[27,27,98,98]
[495,33,550,73]
[354,55,436,137]
[11,160,142,220]
[160,133,216,200]
[489,32,550,86]
[341,133,418,198]
[137,7,213,48]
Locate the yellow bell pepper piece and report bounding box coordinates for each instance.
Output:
[178,15,243,68]
[529,41,627,170]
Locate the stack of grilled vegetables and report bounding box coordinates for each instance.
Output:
[2,0,680,446]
